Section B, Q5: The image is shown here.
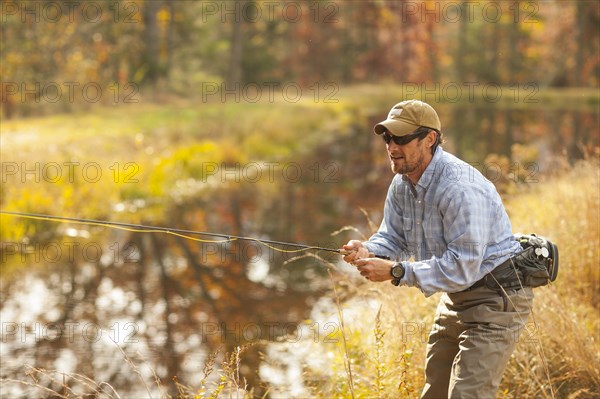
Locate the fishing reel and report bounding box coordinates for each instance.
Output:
[514,233,559,287]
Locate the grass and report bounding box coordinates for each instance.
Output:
[1,341,257,399]
[499,158,600,398]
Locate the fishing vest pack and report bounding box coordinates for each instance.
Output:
[512,233,559,287]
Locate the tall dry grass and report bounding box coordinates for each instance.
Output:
[0,338,257,398]
[500,158,600,399]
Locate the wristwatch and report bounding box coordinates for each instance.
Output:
[390,262,405,286]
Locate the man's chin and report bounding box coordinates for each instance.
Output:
[390,161,404,174]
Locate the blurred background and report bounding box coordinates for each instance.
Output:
[1,1,599,398]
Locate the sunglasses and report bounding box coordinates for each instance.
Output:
[382,129,425,146]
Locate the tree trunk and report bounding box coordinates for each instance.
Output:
[455,1,468,81]
[143,0,162,83]
[574,1,586,86]
[228,1,246,85]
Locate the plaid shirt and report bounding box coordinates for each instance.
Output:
[364,147,521,297]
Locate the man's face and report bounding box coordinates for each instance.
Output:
[385,130,434,182]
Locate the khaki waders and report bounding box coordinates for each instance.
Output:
[421,285,534,399]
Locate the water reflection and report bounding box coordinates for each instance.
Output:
[447,107,597,163]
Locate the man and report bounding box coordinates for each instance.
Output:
[343,99,533,399]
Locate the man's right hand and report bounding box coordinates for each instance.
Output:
[342,240,370,264]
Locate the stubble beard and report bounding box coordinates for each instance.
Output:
[391,153,424,176]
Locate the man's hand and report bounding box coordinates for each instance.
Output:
[342,240,394,282]
[342,240,370,264]
[353,257,395,282]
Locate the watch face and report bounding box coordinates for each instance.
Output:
[391,264,404,278]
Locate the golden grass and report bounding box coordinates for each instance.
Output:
[499,158,600,398]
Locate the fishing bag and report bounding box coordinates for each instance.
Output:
[512,233,559,287]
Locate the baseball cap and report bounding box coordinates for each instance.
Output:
[374,100,441,136]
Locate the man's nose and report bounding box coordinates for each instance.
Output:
[387,140,402,150]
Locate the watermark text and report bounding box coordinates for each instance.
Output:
[1,81,140,104]
[1,162,140,184]
[201,82,339,104]
[1,241,140,264]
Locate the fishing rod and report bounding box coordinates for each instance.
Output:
[0,210,359,256]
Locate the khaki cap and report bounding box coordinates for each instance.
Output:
[374,99,441,136]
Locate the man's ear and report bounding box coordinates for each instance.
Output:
[427,130,437,147]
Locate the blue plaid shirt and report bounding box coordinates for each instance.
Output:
[364,147,521,297]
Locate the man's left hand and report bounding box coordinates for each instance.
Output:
[353,257,394,282]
